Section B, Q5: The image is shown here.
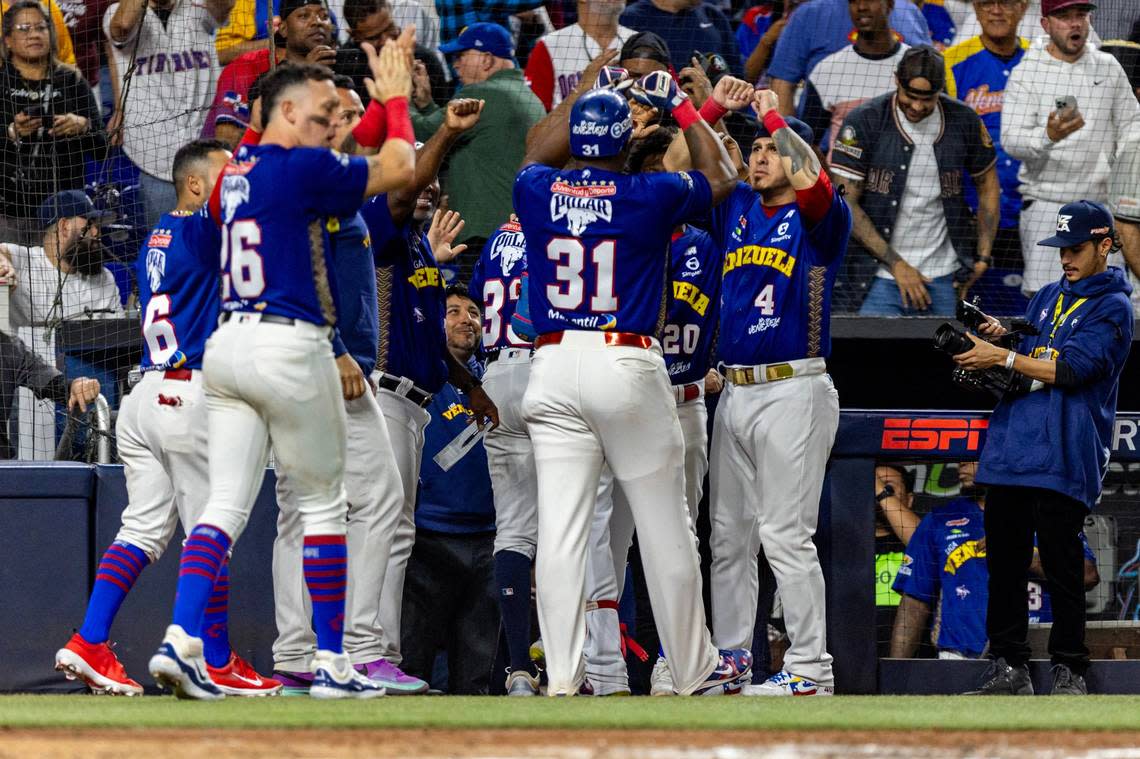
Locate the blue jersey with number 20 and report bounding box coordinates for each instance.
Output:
[210,144,369,326]
[513,163,713,337]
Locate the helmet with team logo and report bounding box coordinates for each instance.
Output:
[569,89,634,159]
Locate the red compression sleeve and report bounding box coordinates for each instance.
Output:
[384,96,414,144]
[672,99,701,130]
[698,98,728,125]
[351,99,387,148]
[795,169,834,225]
[237,127,262,147]
[762,109,787,136]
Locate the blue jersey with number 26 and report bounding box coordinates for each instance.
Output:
[137,209,222,372]
[513,163,713,337]
[210,144,369,326]
[470,219,531,350]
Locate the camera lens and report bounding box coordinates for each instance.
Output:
[933,323,974,355]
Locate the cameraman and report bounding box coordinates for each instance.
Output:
[953,200,1133,696]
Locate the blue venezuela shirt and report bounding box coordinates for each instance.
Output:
[360,194,450,393]
[666,226,721,386]
[469,219,531,351]
[513,163,714,337]
[137,209,221,371]
[211,144,368,325]
[328,213,378,376]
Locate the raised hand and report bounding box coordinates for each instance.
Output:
[444,98,484,133]
[363,39,412,104]
[713,76,755,112]
[631,70,688,112]
[427,209,467,263]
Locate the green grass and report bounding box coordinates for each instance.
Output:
[3,695,1140,731]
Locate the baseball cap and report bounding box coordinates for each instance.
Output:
[1041,0,1095,16]
[439,23,514,59]
[277,0,328,21]
[620,31,671,67]
[1037,200,1115,247]
[755,115,815,146]
[39,190,113,230]
[896,45,945,97]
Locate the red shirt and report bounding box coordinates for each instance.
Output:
[203,47,271,136]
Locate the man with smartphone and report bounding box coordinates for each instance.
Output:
[1001,0,1140,297]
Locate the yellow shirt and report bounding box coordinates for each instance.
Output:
[215,0,259,54]
[1,0,76,66]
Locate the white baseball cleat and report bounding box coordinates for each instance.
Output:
[148,624,224,700]
[309,650,386,699]
[649,655,675,696]
[743,670,834,696]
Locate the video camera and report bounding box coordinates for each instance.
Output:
[932,298,1039,400]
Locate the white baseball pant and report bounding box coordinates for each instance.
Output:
[483,351,538,560]
[373,381,431,664]
[194,315,347,543]
[522,331,718,696]
[710,371,838,685]
[272,386,405,670]
[583,395,709,692]
[113,370,210,560]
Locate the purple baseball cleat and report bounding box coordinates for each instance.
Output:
[355,659,429,695]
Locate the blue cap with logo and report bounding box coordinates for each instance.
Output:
[439,23,514,59]
[39,190,113,230]
[1037,200,1115,248]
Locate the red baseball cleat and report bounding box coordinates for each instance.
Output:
[207,652,283,696]
[55,632,143,696]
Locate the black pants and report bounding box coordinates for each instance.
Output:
[399,528,498,694]
[985,485,1089,673]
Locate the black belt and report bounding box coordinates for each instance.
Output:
[375,374,433,407]
[485,347,533,365]
[222,312,299,326]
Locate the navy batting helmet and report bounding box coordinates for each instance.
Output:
[569,89,633,159]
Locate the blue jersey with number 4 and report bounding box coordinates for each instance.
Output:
[513,163,714,337]
[470,219,531,351]
[210,144,369,326]
[137,209,222,372]
[666,226,721,386]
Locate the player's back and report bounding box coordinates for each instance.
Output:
[513,163,712,337]
[665,226,722,385]
[137,209,222,371]
[471,218,530,351]
[211,143,369,326]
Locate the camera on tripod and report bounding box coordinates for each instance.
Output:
[932,298,1038,399]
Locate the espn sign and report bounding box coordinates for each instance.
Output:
[881,418,989,452]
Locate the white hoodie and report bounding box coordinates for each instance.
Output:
[1001,42,1140,203]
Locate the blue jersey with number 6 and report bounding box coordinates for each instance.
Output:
[665,226,722,386]
[470,219,531,351]
[513,163,714,337]
[137,209,222,372]
[209,144,369,326]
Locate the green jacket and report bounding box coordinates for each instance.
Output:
[412,68,545,243]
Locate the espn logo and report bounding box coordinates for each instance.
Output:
[881,418,989,451]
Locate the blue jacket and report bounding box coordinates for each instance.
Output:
[978,267,1134,508]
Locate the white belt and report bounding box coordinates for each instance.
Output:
[722,357,826,386]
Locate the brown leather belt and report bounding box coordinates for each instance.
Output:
[534,331,654,350]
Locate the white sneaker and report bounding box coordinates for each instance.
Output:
[309,651,386,699]
[649,656,674,696]
[505,669,540,696]
[743,670,834,697]
[148,624,224,701]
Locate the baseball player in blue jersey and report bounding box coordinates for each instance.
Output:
[468,217,542,695]
[55,140,280,697]
[357,96,498,677]
[148,39,418,700]
[515,70,751,696]
[703,90,852,696]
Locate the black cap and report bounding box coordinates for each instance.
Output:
[897,45,945,97]
[277,0,327,21]
[620,31,671,67]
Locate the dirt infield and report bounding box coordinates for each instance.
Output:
[5,728,1140,759]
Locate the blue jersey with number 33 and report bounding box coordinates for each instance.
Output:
[513,163,714,337]
[209,144,369,326]
[470,219,531,351]
[136,209,222,372]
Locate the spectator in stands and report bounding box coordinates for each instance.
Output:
[873,463,920,657]
[619,0,742,76]
[206,0,336,147]
[399,285,499,695]
[802,0,910,156]
[104,0,232,229]
[944,0,1030,272]
[525,0,635,111]
[1002,0,1140,297]
[917,0,958,47]
[831,46,999,315]
[618,29,670,76]
[57,0,113,88]
[436,0,545,46]
[0,327,99,460]
[1,1,105,246]
[766,0,931,116]
[0,0,76,68]
[741,0,809,84]
[340,0,446,104]
[415,23,545,252]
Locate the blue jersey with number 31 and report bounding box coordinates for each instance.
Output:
[513,163,714,337]
[136,209,222,372]
[209,144,369,326]
[470,219,531,351]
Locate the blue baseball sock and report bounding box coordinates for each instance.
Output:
[172,525,231,638]
[303,535,347,654]
[495,550,534,673]
[201,561,231,668]
[79,541,150,644]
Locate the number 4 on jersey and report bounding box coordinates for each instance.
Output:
[754,284,775,315]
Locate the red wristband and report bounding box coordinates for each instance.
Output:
[351,100,387,148]
[384,96,414,145]
[673,99,702,130]
[762,109,788,136]
[237,127,262,147]
[698,98,728,125]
